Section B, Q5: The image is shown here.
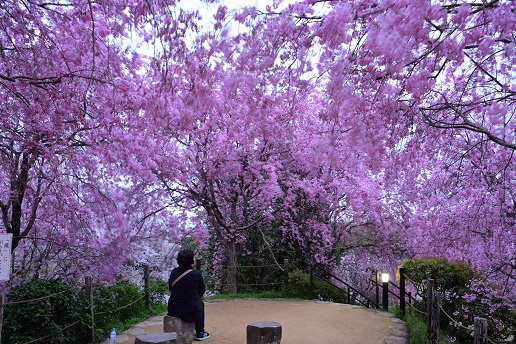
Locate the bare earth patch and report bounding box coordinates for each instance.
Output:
[110,299,395,344]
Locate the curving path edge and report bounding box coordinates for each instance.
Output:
[103,299,410,344]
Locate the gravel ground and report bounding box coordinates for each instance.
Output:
[106,298,409,344]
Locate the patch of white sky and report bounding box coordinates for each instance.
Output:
[141,0,330,70]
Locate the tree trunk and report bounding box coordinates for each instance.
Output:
[226,240,237,293]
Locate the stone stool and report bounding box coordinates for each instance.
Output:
[163,315,195,344]
[247,321,282,344]
[135,333,177,344]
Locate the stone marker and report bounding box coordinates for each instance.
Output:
[135,332,177,344]
[247,321,282,344]
[163,315,195,344]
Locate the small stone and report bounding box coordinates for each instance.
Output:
[391,318,407,324]
[389,323,409,332]
[390,328,410,338]
[135,332,177,344]
[384,336,409,344]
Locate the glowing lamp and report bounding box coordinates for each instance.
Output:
[381,273,390,283]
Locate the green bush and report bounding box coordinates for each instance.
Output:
[113,281,146,319]
[399,257,514,343]
[282,271,350,304]
[93,281,146,339]
[92,284,120,339]
[3,278,167,344]
[400,257,475,294]
[2,279,89,344]
[400,257,475,342]
[149,279,168,304]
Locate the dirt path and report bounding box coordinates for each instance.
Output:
[107,299,408,344]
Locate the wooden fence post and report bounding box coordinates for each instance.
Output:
[309,264,314,300]
[474,317,488,344]
[0,293,5,344]
[85,276,95,343]
[427,279,440,344]
[427,279,434,335]
[375,270,380,309]
[144,264,151,311]
[400,267,406,316]
[283,259,289,286]
[430,293,440,344]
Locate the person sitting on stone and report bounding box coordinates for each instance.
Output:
[167,249,210,341]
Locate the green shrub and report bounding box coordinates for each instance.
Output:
[2,279,89,344]
[92,284,120,339]
[93,281,146,339]
[400,258,476,342]
[281,271,310,299]
[282,271,351,304]
[3,278,166,343]
[112,281,145,319]
[399,257,514,343]
[400,257,475,294]
[149,279,168,304]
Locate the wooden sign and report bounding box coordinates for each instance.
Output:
[0,234,12,281]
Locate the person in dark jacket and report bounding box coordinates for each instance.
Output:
[168,249,210,341]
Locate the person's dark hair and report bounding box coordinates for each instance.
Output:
[177,249,195,268]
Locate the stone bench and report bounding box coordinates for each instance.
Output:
[163,315,195,344]
[135,333,177,344]
[247,321,282,344]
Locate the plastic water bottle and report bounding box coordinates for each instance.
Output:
[109,328,116,344]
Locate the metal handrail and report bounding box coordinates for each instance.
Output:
[389,280,400,290]
[388,288,400,299]
[313,264,376,308]
[314,273,371,308]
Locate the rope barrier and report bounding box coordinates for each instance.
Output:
[223,282,283,286]
[226,264,279,268]
[4,288,73,305]
[403,274,426,291]
[485,336,498,344]
[437,302,501,344]
[20,319,81,344]
[290,262,304,271]
[402,274,426,298]
[93,293,146,316]
[405,297,427,315]
[437,302,472,332]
